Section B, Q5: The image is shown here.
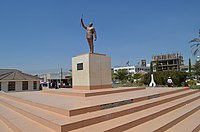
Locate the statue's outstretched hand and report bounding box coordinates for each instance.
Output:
[81,14,83,21]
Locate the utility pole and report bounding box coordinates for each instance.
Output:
[60,68,63,87]
[61,68,63,80]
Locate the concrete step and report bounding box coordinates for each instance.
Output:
[125,99,200,132]
[165,109,200,132]
[0,89,198,132]
[0,103,55,132]
[70,93,200,132]
[58,90,200,131]
[0,93,69,116]
[0,119,13,132]
[0,96,65,132]
[42,87,146,97]
[68,88,191,116]
[0,88,190,116]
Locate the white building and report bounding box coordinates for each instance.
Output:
[113,65,150,74]
[0,69,40,92]
[38,71,72,88]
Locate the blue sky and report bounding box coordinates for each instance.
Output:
[0,0,199,73]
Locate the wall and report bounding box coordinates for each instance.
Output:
[1,82,8,92]
[0,81,39,92]
[15,81,22,91]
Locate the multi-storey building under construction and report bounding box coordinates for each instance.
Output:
[151,53,184,71]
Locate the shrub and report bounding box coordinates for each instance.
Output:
[188,80,197,86]
[190,85,200,89]
[142,71,188,87]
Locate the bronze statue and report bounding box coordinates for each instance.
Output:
[81,16,97,53]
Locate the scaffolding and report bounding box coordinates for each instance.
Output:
[151,53,184,71]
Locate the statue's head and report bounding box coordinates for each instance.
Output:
[89,22,93,27]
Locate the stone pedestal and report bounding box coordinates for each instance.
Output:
[72,53,112,90]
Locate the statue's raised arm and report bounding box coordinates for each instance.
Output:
[80,17,87,30]
[80,16,97,53]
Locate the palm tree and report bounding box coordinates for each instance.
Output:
[190,29,200,56]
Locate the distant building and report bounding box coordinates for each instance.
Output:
[140,60,147,67]
[180,65,194,73]
[113,65,150,74]
[197,56,200,61]
[38,71,72,88]
[151,53,184,72]
[0,69,40,92]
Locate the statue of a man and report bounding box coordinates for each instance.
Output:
[81,16,97,53]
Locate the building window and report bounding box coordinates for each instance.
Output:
[22,81,28,90]
[8,82,15,91]
[0,82,1,91]
[33,81,37,90]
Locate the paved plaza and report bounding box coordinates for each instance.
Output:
[1,87,200,132]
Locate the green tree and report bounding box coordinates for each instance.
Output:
[142,71,188,86]
[150,62,153,73]
[156,60,159,72]
[194,61,200,79]
[132,73,142,82]
[189,29,200,56]
[112,72,117,81]
[114,69,129,83]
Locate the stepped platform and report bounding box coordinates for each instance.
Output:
[125,99,200,132]
[1,87,188,116]
[0,119,13,132]
[42,87,145,97]
[0,87,200,132]
[0,103,54,132]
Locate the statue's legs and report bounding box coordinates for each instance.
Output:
[87,38,94,53]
